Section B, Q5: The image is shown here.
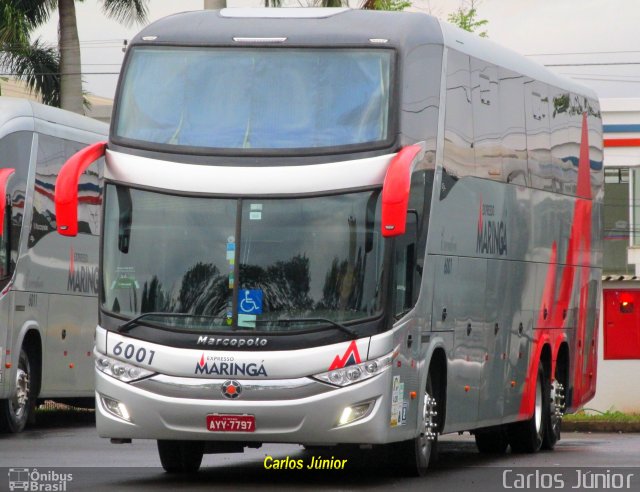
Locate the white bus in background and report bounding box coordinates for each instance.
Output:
[0,97,107,432]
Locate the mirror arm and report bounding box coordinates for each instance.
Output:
[381,143,425,237]
[55,141,107,237]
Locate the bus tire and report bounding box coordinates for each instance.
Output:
[157,440,204,474]
[508,365,547,453]
[0,349,34,433]
[389,374,438,476]
[474,426,509,454]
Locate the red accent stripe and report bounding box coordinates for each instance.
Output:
[328,340,362,371]
[381,145,422,237]
[604,138,640,147]
[0,168,15,236]
[520,113,595,417]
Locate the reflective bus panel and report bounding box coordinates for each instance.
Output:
[55,8,603,475]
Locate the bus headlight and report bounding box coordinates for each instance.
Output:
[96,354,154,383]
[313,351,394,387]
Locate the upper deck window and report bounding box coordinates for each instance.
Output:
[114,47,393,153]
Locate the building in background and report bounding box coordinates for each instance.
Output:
[591,98,640,412]
[0,78,113,124]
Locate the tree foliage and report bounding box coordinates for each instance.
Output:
[0,0,60,105]
[0,0,148,111]
[361,0,412,11]
[447,0,488,37]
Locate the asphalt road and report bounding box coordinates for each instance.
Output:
[1,417,639,492]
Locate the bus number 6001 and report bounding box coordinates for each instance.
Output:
[113,341,156,365]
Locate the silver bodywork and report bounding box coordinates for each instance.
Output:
[0,98,107,401]
[95,10,602,445]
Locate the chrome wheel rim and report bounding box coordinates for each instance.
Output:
[534,376,543,433]
[418,391,437,462]
[11,356,30,421]
[549,380,565,433]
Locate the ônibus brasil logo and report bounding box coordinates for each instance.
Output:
[195,353,267,377]
[476,196,508,256]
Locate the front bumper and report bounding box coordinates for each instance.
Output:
[95,368,394,444]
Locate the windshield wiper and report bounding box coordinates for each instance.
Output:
[256,318,359,340]
[117,312,226,333]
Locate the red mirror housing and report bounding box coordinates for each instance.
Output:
[55,141,107,236]
[0,168,15,236]
[381,144,423,237]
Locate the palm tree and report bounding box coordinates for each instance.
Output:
[0,0,60,105]
[58,0,149,113]
[1,0,149,113]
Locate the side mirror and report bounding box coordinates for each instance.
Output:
[0,168,15,237]
[381,144,424,237]
[55,141,107,236]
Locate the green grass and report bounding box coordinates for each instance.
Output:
[564,409,640,423]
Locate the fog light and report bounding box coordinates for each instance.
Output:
[100,394,131,422]
[337,400,374,426]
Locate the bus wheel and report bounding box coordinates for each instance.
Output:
[508,365,547,453]
[157,440,204,474]
[542,379,565,450]
[474,426,509,454]
[0,349,34,433]
[390,375,438,476]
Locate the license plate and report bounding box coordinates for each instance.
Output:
[206,414,255,432]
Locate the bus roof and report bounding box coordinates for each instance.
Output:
[0,97,108,136]
[437,20,598,100]
[129,8,596,101]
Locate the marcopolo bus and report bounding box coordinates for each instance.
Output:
[0,97,107,432]
[55,8,603,474]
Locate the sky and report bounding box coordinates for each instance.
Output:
[30,0,640,100]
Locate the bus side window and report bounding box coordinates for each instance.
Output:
[393,212,417,318]
[550,87,572,195]
[393,170,432,318]
[499,69,528,186]
[587,97,603,200]
[444,50,475,178]
[471,59,502,180]
[525,80,552,191]
[0,199,9,279]
[0,131,32,278]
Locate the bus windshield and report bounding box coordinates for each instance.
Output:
[101,185,385,333]
[114,47,392,152]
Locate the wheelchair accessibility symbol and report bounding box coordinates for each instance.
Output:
[239,289,263,315]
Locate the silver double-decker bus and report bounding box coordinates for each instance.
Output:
[0,97,107,432]
[55,8,603,474]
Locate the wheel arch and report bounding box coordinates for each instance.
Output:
[540,343,552,379]
[555,341,570,400]
[13,323,43,399]
[425,344,447,432]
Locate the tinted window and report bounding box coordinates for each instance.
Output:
[444,50,474,177]
[30,134,102,248]
[0,131,32,275]
[116,47,393,152]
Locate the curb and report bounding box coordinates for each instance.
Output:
[562,421,640,433]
